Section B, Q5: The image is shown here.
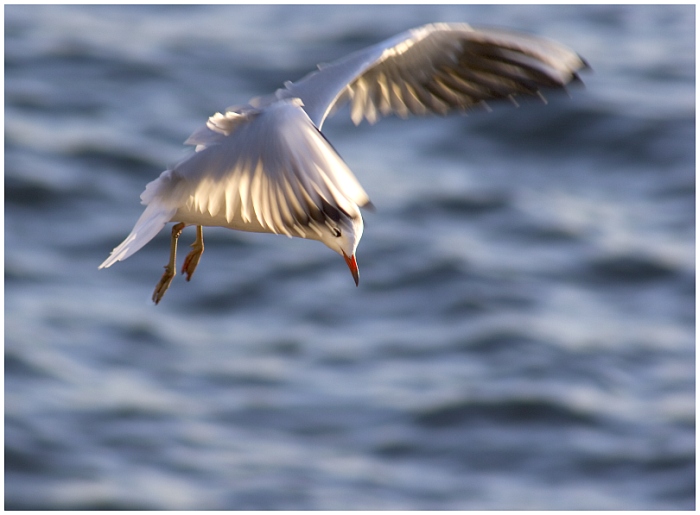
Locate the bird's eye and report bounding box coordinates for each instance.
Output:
[331,227,341,238]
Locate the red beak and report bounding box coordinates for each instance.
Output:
[342,252,360,287]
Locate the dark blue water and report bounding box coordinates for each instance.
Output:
[5,5,695,510]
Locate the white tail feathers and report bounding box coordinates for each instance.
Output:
[98,202,176,269]
[99,169,186,269]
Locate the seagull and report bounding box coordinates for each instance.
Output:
[99,22,587,304]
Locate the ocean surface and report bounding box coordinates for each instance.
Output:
[4,4,695,510]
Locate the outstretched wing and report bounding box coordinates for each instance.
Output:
[281,23,588,129]
[159,99,371,239]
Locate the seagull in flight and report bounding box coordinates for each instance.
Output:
[99,22,587,304]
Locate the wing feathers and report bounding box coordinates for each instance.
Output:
[283,22,587,128]
[170,99,370,238]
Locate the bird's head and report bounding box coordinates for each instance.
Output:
[316,215,363,286]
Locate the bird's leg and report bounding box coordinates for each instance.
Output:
[152,222,186,305]
[181,225,204,281]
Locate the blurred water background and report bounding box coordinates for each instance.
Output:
[4,4,695,510]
